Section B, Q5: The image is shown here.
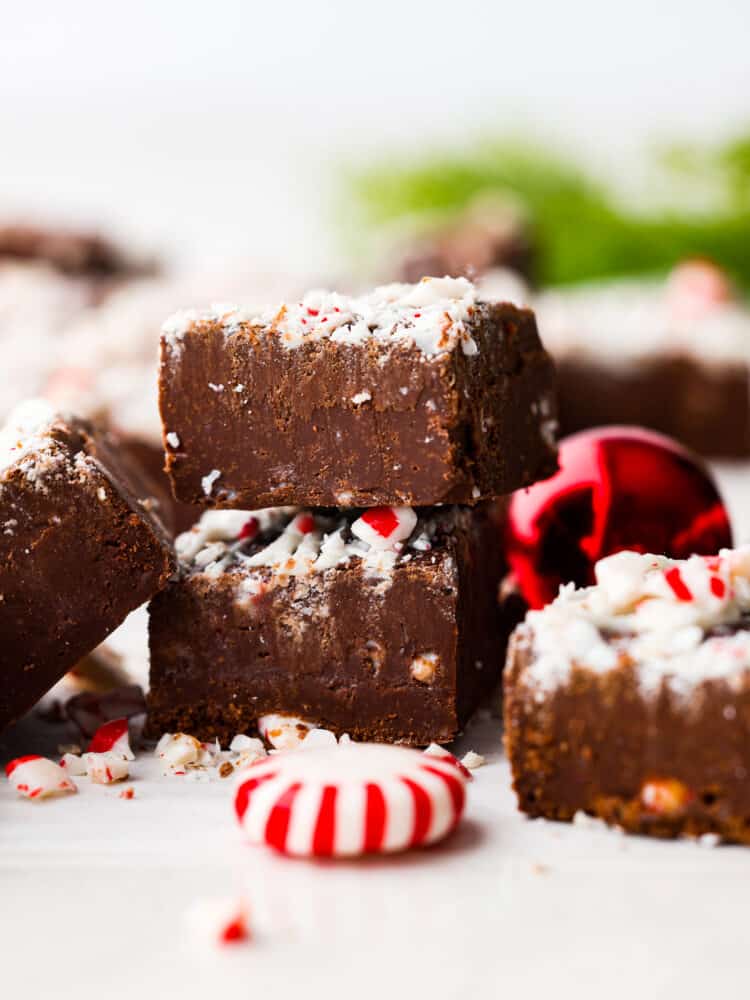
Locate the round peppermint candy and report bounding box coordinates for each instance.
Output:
[234,743,468,858]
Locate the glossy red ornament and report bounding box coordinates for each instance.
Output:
[505,426,732,609]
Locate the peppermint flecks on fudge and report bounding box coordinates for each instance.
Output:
[520,547,750,698]
[176,505,459,588]
[163,276,480,357]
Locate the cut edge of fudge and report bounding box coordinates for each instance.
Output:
[0,399,176,731]
[147,503,507,746]
[504,546,750,844]
[158,276,558,509]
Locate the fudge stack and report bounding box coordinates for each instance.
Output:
[147,276,558,745]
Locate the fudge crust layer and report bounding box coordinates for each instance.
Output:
[505,547,750,843]
[0,401,175,730]
[159,277,557,509]
[148,505,505,745]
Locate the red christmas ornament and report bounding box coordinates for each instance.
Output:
[506,426,732,610]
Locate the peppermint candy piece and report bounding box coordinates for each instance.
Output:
[234,742,468,858]
[258,714,313,750]
[185,897,251,948]
[85,753,130,784]
[351,506,417,551]
[6,755,77,800]
[88,718,134,760]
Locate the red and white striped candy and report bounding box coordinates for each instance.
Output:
[5,755,77,800]
[234,742,467,858]
[88,718,134,760]
[351,506,417,550]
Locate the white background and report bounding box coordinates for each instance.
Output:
[2,0,749,267]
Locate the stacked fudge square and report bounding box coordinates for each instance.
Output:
[148,276,558,746]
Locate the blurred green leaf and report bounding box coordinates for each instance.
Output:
[342,135,750,288]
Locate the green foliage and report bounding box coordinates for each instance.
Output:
[343,137,750,288]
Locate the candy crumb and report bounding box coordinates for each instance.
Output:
[185,897,251,949]
[697,832,721,848]
[460,750,486,770]
[119,786,135,800]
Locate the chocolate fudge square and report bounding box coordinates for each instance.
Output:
[159,276,557,510]
[0,400,175,732]
[532,263,750,459]
[505,547,750,844]
[148,504,506,745]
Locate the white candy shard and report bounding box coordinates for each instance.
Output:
[85,753,129,784]
[60,753,87,776]
[229,734,265,755]
[6,755,77,800]
[257,714,314,750]
[201,469,221,496]
[299,728,338,750]
[155,732,205,771]
[460,750,486,771]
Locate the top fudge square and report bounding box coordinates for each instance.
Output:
[160,277,558,509]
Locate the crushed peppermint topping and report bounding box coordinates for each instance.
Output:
[175,505,462,591]
[519,547,750,697]
[161,276,481,357]
[0,399,71,484]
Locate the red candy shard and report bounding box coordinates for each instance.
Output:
[238,516,259,541]
[361,507,399,538]
[221,918,249,944]
[664,567,693,602]
[5,754,42,777]
[294,513,315,534]
[506,426,732,609]
[88,718,129,755]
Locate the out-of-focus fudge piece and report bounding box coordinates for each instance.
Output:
[0,400,175,732]
[532,261,750,458]
[392,195,534,284]
[148,503,506,746]
[0,222,153,279]
[505,546,750,844]
[159,276,558,510]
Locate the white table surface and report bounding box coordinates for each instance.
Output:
[2,462,750,1000]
